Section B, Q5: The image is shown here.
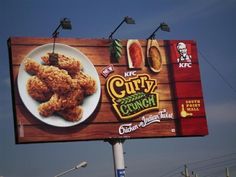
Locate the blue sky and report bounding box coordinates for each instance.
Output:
[0,0,236,177]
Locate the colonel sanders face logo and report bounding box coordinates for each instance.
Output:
[177,42,191,62]
[176,42,192,68]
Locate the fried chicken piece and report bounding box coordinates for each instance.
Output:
[38,94,61,117]
[38,86,84,117]
[59,86,85,110]
[24,58,40,75]
[73,71,97,95]
[41,53,83,75]
[57,106,83,122]
[24,58,77,94]
[27,76,53,102]
[37,66,76,94]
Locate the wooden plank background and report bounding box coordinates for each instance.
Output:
[8,37,207,143]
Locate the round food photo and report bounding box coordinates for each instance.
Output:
[17,43,101,127]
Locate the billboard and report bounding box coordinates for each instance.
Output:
[8,37,208,143]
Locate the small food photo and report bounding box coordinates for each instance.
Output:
[146,39,162,73]
[127,39,144,69]
[17,43,101,127]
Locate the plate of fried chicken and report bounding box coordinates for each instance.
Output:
[17,43,101,127]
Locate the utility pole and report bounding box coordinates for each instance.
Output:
[226,168,230,177]
[181,165,190,177]
[108,139,126,177]
[192,171,199,177]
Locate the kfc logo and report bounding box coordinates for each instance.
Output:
[176,42,192,68]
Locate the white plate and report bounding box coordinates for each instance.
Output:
[17,43,101,127]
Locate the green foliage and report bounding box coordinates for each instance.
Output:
[116,92,146,104]
[109,39,123,62]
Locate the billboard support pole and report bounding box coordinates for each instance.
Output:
[108,139,126,177]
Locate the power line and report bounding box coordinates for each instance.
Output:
[199,50,236,93]
[187,152,236,166]
[158,165,183,177]
[167,171,182,177]
[156,153,236,177]
[188,153,236,176]
[157,153,236,177]
[201,166,236,177]
[188,153,236,177]
[192,158,236,172]
[190,156,236,169]
[201,168,224,177]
